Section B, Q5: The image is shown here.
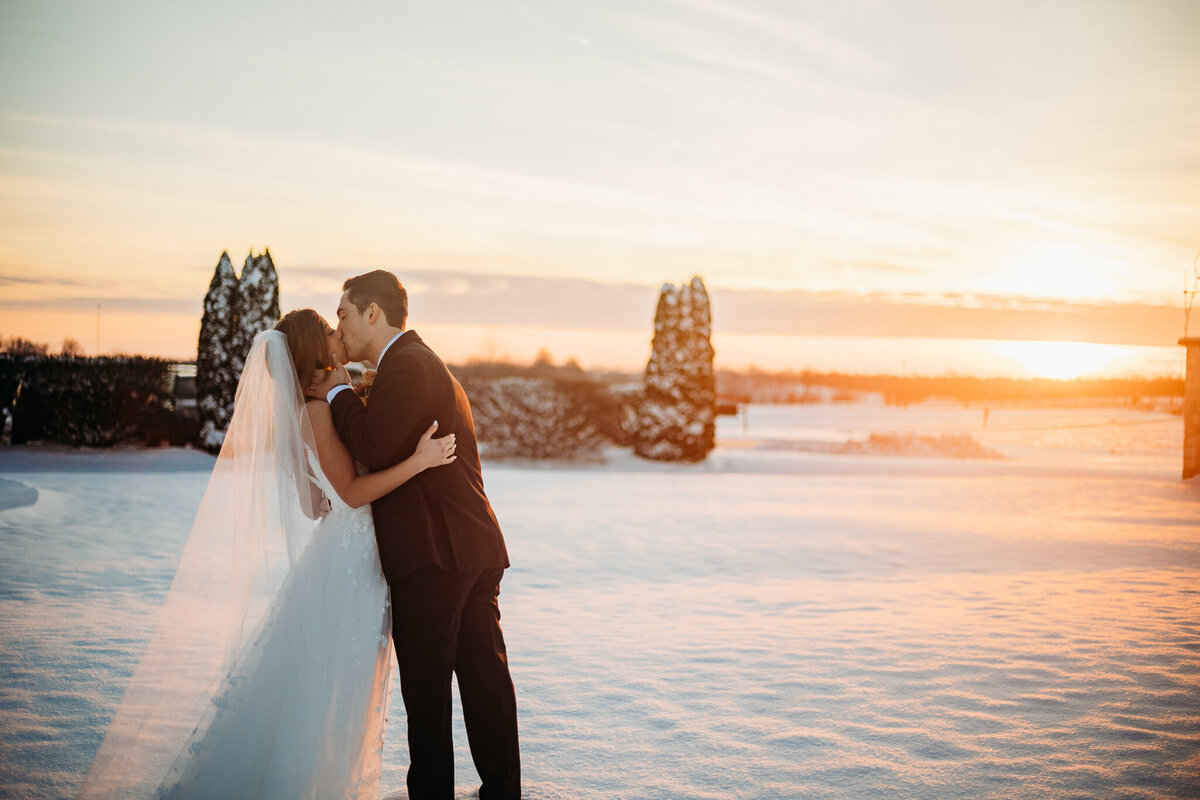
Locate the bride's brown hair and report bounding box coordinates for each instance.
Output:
[274,309,333,391]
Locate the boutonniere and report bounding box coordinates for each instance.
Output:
[354,369,377,402]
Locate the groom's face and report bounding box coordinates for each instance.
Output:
[335,291,372,363]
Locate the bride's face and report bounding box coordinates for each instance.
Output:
[323,321,348,365]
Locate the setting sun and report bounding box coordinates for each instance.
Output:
[989,340,1132,380]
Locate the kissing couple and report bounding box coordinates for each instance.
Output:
[79,271,521,799]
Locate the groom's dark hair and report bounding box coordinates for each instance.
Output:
[343,270,408,329]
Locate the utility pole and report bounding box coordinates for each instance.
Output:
[96,303,101,355]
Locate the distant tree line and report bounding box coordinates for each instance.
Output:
[716,367,1183,406]
[1,335,85,358]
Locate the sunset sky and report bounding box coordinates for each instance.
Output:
[1,0,1197,377]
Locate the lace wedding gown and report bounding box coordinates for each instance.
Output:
[156,448,393,800]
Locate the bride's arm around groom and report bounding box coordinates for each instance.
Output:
[316,273,509,578]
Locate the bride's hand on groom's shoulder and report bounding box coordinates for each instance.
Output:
[308,355,351,399]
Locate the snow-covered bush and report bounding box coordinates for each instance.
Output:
[634,276,716,462]
[837,433,1002,459]
[3,354,171,446]
[602,383,642,447]
[458,374,619,460]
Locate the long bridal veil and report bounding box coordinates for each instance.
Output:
[78,331,324,798]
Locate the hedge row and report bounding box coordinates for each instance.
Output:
[457,373,637,460]
[0,355,644,459]
[1,355,173,447]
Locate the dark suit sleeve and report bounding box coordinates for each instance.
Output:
[330,353,432,472]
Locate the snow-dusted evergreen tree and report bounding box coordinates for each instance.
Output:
[634,276,716,462]
[195,249,280,451]
[230,249,280,383]
[196,252,239,446]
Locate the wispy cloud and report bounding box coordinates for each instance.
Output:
[0,296,197,315]
[3,263,1180,347]
[663,0,887,78]
[0,273,94,288]
[710,287,1181,347]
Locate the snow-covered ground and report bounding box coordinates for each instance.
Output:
[1,400,1197,799]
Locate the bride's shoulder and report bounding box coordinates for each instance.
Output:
[303,401,340,459]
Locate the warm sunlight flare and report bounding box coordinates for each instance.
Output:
[989,340,1131,380]
[983,242,1128,301]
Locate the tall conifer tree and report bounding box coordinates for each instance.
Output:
[230,249,281,382]
[196,252,239,437]
[634,276,716,461]
[195,248,281,449]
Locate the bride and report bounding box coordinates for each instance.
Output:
[78,309,456,799]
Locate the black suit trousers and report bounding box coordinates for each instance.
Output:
[391,565,521,800]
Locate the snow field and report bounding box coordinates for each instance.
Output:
[0,402,1196,799]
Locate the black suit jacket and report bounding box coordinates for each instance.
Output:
[330,330,509,582]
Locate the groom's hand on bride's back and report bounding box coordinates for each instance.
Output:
[308,355,351,399]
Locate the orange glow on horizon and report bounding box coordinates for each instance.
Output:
[988,341,1139,380]
[0,311,1183,379]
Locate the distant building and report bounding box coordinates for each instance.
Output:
[1180,338,1200,480]
[167,363,199,446]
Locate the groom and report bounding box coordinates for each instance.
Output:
[312,270,520,800]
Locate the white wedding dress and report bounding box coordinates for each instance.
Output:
[156,449,393,799]
[78,331,394,800]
